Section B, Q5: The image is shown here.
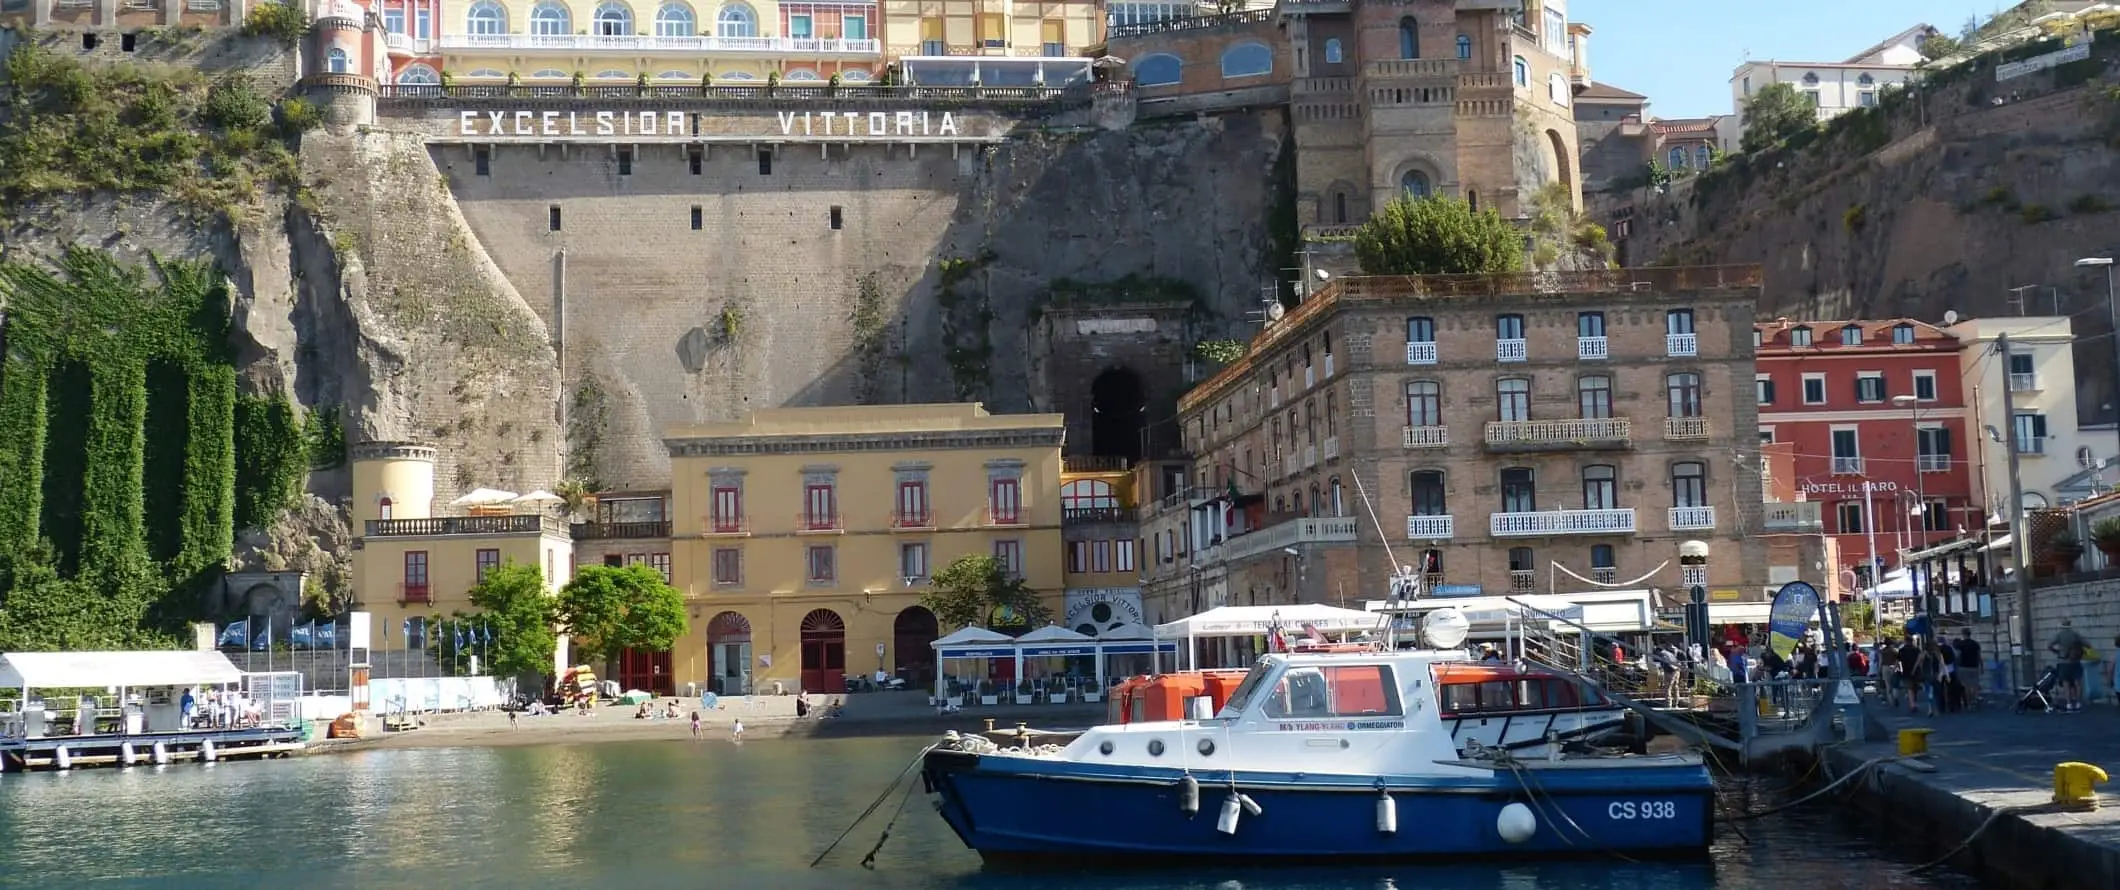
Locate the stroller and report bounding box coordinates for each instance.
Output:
[2015,664,2061,713]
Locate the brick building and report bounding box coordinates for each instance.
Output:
[1756,318,1979,590]
[1172,265,1769,614]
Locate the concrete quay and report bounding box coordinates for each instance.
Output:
[1820,703,2120,890]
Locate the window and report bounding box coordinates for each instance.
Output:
[1840,324,1863,346]
[691,205,703,230]
[1831,428,1860,464]
[377,497,393,520]
[717,2,756,37]
[1756,375,1776,405]
[1405,381,1441,427]
[475,147,491,176]
[788,12,811,37]
[1260,664,1403,719]
[1117,539,1136,573]
[1496,378,1531,421]
[1836,501,1866,534]
[1803,90,1820,107]
[1411,470,1447,516]
[1922,499,1951,532]
[384,7,405,32]
[466,0,507,34]
[1577,376,1613,418]
[1067,541,1089,573]
[1496,313,1525,340]
[655,1,696,35]
[1401,169,1432,198]
[616,148,633,176]
[757,148,772,175]
[1220,42,1273,78]
[842,14,866,39]
[1667,372,1702,418]
[1802,72,1820,86]
[1324,38,1343,64]
[1093,540,1114,572]
[1669,146,1688,169]
[1790,326,1813,347]
[804,483,836,529]
[1666,309,1694,336]
[1577,311,1605,338]
[1406,317,1435,345]
[1512,55,1529,87]
[896,480,931,526]
[1802,373,1826,404]
[1672,462,1707,508]
[475,548,500,582]
[2014,413,2049,452]
[1589,543,1615,572]
[1753,329,1763,348]
[326,48,350,74]
[1695,145,1711,168]
[1912,370,1937,402]
[1543,6,1566,54]
[396,64,441,85]
[711,485,742,532]
[646,552,671,583]
[1581,465,1617,510]
[712,547,742,585]
[1500,467,1536,512]
[805,545,836,583]
[1456,34,1472,59]
[592,1,632,35]
[403,551,429,601]
[1855,373,1885,403]
[988,477,1022,524]
[548,205,562,231]
[1918,427,1952,471]
[899,542,929,581]
[1398,18,1418,59]
[1892,323,1915,345]
[529,0,570,34]
[993,539,1023,577]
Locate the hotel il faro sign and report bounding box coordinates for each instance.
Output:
[452,108,972,141]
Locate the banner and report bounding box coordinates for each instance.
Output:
[1766,581,1821,659]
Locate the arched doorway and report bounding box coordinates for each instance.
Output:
[892,606,939,689]
[1090,367,1146,461]
[1545,128,1574,201]
[799,608,847,694]
[706,611,752,696]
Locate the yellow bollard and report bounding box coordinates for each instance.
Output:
[2053,762,2109,810]
[1757,694,1774,717]
[1897,728,1935,757]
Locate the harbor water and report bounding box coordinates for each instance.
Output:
[0,734,1984,889]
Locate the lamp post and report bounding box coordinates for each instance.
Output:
[2074,256,2120,472]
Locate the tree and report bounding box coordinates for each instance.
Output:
[1738,83,1817,154]
[1917,33,1962,62]
[1351,195,1526,276]
[467,563,558,683]
[556,564,688,664]
[922,554,1052,631]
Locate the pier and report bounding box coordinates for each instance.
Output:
[0,726,305,771]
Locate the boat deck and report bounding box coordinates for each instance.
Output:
[0,726,305,771]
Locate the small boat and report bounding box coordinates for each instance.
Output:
[922,621,1714,865]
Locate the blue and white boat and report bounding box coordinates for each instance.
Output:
[921,616,1714,865]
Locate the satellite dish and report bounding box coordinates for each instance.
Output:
[1266,303,1287,321]
[1943,309,1959,324]
[1313,268,1331,281]
[1421,608,1471,650]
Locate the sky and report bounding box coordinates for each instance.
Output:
[1573,1,1994,119]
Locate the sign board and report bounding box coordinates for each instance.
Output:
[1998,41,2092,82]
[1767,581,1822,659]
[1065,588,1145,636]
[875,643,887,658]
[430,107,1001,143]
[1801,479,1897,495]
[1710,588,1742,602]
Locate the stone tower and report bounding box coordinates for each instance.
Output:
[302,0,379,130]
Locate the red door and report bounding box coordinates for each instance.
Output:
[618,648,674,696]
[800,609,847,694]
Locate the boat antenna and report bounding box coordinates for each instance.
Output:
[1347,466,1416,648]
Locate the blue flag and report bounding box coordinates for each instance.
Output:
[217,619,250,648]
[316,621,338,650]
[456,625,468,651]
[481,624,492,645]
[251,619,273,651]
[290,621,315,650]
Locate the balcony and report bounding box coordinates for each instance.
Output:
[436,34,883,55]
[1763,501,1824,533]
[1406,341,1437,365]
[1284,453,1302,478]
[1062,455,1132,473]
[1484,418,1631,452]
[2009,372,2042,392]
[1406,515,1455,539]
[1831,456,1865,474]
[1665,416,1709,440]
[1222,516,1360,563]
[1061,507,1127,524]
[798,512,844,534]
[1578,336,1607,360]
[365,515,567,537]
[398,582,432,605]
[988,508,1032,527]
[702,516,750,536]
[569,520,672,540]
[1496,339,1527,362]
[1322,436,1339,462]
[1668,506,1716,531]
[1509,570,1536,593]
[1304,444,1318,468]
[1403,425,1449,448]
[1666,333,1698,357]
[1490,508,1637,537]
[892,510,937,531]
[1917,453,1951,472]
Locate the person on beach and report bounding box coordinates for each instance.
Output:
[731,718,745,741]
[690,711,702,739]
[509,708,519,730]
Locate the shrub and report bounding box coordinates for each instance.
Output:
[202,74,271,132]
[2021,204,2058,223]
[1842,203,1867,232]
[240,1,310,45]
[275,96,323,137]
[2070,194,2112,214]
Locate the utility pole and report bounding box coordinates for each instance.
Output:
[1999,332,2036,689]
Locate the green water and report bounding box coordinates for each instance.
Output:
[0,735,1984,889]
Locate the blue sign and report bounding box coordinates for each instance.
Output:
[1096,642,1179,655]
[939,647,1013,659]
[1767,581,1821,659]
[1430,584,1485,597]
[1019,644,1096,656]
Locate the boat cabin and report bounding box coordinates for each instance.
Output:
[1105,659,1608,727]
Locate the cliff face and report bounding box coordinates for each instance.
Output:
[1606,42,2120,422]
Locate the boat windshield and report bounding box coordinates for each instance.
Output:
[1215,661,1277,718]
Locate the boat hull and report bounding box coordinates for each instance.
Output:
[922,748,1715,864]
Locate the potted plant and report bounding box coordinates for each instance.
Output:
[1081,679,1102,704]
[1014,679,1034,705]
[2043,531,2085,574]
[437,69,454,92]
[569,70,586,95]
[699,71,713,94]
[2092,517,2120,563]
[827,71,842,94]
[635,72,649,96]
[978,679,998,707]
[505,70,520,87]
[1045,676,1068,703]
[766,70,781,93]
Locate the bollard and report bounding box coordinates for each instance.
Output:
[2053,762,2109,810]
[1897,728,1934,757]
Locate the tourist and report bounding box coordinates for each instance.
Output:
[690,711,702,739]
[180,688,196,729]
[1952,630,1983,711]
[508,708,519,730]
[1895,639,1923,716]
[1654,645,1682,707]
[731,718,745,741]
[795,693,810,718]
[2050,619,2087,712]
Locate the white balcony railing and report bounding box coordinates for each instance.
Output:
[1763,501,1823,532]
[1324,354,1335,378]
[1665,416,1708,440]
[1303,444,1318,468]
[437,34,882,54]
[1221,516,1361,564]
[1406,515,1455,539]
[1496,338,1527,362]
[1406,341,1437,365]
[1485,417,1631,447]
[1490,508,1637,537]
[1666,333,1698,357]
[1577,336,1608,360]
[1917,453,1951,472]
[1831,456,1865,474]
[1668,506,1716,530]
[1403,425,1448,448]
[2009,372,2041,392]
[2019,437,2047,455]
[1509,570,1537,592]
[1322,437,1339,461]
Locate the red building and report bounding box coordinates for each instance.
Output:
[1755,319,1981,589]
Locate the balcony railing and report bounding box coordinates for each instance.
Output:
[1668,506,1716,531]
[1406,515,1454,539]
[1284,453,1302,478]
[892,510,936,530]
[437,34,882,55]
[1403,425,1449,448]
[1304,444,1318,468]
[1406,341,1437,365]
[1061,507,1127,524]
[1831,456,1865,474]
[988,508,1031,526]
[799,512,843,533]
[1322,436,1339,462]
[365,515,567,537]
[1062,455,1132,473]
[1578,336,1607,360]
[1484,418,1631,450]
[702,515,750,536]
[1666,333,1698,357]
[398,582,432,605]
[1917,453,1951,472]
[569,520,672,540]
[1665,416,1709,440]
[1762,501,1823,533]
[2009,372,2041,391]
[1509,570,1536,593]
[1496,338,1527,362]
[2020,437,2047,455]
[1221,516,1361,564]
[1490,508,1637,537]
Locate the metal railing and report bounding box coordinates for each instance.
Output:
[702,516,749,535]
[2009,372,2041,391]
[569,520,671,539]
[1577,336,1607,360]
[1406,514,1454,539]
[1490,508,1637,537]
[891,510,936,530]
[1763,501,1823,532]
[798,512,843,532]
[1403,425,1449,448]
[1831,456,1865,474]
[1222,516,1359,563]
[378,83,1086,105]
[1665,416,1709,440]
[1060,507,1124,524]
[438,34,880,53]
[1108,7,1270,38]
[1406,341,1437,365]
[1917,453,1952,471]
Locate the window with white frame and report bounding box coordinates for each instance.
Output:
[1912,370,1937,402]
[1836,501,1865,533]
[1756,375,1775,405]
[1854,373,1885,403]
[1801,373,1826,404]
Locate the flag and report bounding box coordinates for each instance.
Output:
[409,618,426,650]
[456,625,469,652]
[317,621,338,650]
[402,618,413,651]
[217,619,250,648]
[481,624,492,645]
[291,621,315,650]
[251,619,273,651]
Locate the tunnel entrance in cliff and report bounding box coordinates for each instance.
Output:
[1090,367,1146,462]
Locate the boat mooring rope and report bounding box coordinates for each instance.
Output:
[1717,754,1903,822]
[856,771,924,870]
[808,743,934,869]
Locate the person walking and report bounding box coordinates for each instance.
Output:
[2050,619,2087,712]
[1952,629,1983,711]
[690,711,702,739]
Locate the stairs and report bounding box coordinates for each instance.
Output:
[1505,597,1746,753]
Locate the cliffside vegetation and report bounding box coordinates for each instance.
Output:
[1353,196,1526,275]
[0,249,310,651]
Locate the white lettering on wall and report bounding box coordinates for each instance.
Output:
[455,109,970,139]
[1075,319,1159,335]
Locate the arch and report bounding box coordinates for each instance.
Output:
[1545,128,1573,196]
[326,48,351,74]
[1133,52,1181,86]
[530,68,570,79]
[1511,55,1529,87]
[799,608,847,694]
[592,69,632,79]
[1090,366,1147,461]
[891,606,939,689]
[1857,72,1874,86]
[1219,42,1273,79]
[464,68,505,78]
[1455,33,1471,59]
[1332,190,1347,223]
[529,0,570,35]
[1467,189,1477,211]
[377,496,394,519]
[1667,145,1686,168]
[716,1,757,37]
[1329,476,1345,517]
[706,610,752,695]
[717,71,757,80]
[1398,17,1418,59]
[654,69,693,80]
[592,1,633,35]
[1291,489,1305,516]
[1400,169,1432,198]
[783,69,822,81]
[1694,144,1710,168]
[1323,37,1343,64]
[840,69,872,82]
[1062,479,1119,510]
[465,0,507,34]
[1308,482,1322,517]
[653,0,695,36]
[395,63,441,84]
[1548,71,1569,106]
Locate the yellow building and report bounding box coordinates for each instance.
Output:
[880,0,1104,85]
[665,403,1066,696]
[347,442,573,666]
[413,0,888,87]
[1057,459,1148,634]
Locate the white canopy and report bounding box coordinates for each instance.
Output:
[1096,622,1153,641]
[450,487,519,506]
[931,626,1012,648]
[1154,604,1379,640]
[0,651,244,690]
[1015,625,1093,644]
[513,489,562,505]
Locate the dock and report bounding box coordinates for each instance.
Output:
[0,726,305,771]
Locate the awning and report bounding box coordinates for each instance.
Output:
[1154,604,1379,639]
[0,651,245,689]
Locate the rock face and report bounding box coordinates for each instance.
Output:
[1605,47,2120,423]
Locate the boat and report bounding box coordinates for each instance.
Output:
[921,611,1715,865]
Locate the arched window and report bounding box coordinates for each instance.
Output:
[1858,72,1875,86]
[395,63,441,84]
[1401,169,1431,198]
[1581,465,1617,510]
[327,48,350,73]
[784,69,821,80]
[1512,55,1529,87]
[1133,53,1182,87]
[529,0,571,35]
[1548,72,1569,106]
[1330,477,1345,517]
[1695,144,1711,168]
[1308,483,1323,517]
[1668,146,1687,168]
[717,71,756,80]
[1332,191,1347,223]
[593,69,631,79]
[1467,190,1477,211]
[465,68,505,78]
[530,68,569,79]
[841,70,872,82]
[1324,38,1343,64]
[654,70,692,80]
[1398,18,1418,59]
[465,0,507,34]
[1672,462,1707,508]
[1292,490,1304,516]
[1801,71,1819,85]
[654,1,695,35]
[1455,34,1471,59]
[1220,42,1273,78]
[1061,479,1119,510]
[377,496,394,520]
[592,1,633,35]
[716,2,756,37]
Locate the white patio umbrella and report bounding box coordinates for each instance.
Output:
[449,488,519,506]
[514,489,563,506]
